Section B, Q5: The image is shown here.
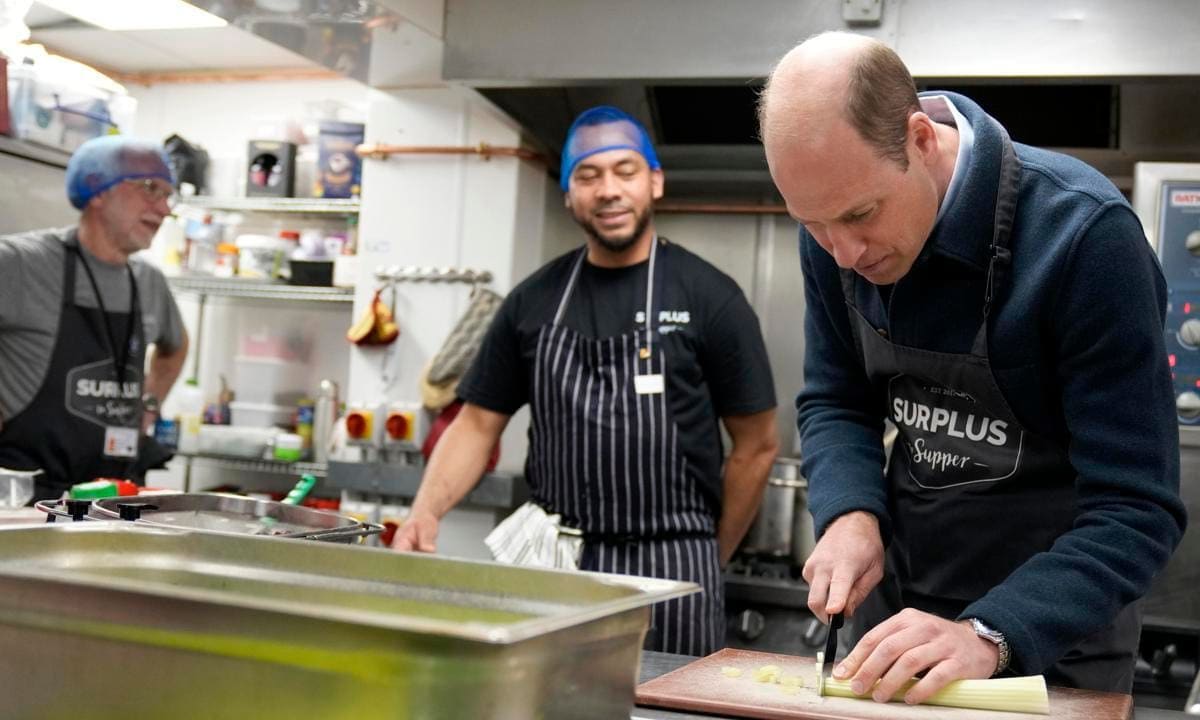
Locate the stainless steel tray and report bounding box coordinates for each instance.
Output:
[0,523,697,719]
[38,492,382,542]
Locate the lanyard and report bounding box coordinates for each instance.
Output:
[553,235,659,360]
[72,244,138,383]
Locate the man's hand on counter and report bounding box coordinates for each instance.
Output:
[802,510,884,622]
[833,609,1000,705]
[391,510,439,552]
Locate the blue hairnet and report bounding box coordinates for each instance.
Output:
[560,106,660,191]
[65,136,174,210]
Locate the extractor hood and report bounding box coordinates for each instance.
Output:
[166,0,1200,200]
[441,0,1200,200]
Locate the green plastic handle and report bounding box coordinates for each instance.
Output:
[283,474,318,505]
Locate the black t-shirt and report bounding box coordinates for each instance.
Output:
[458,239,776,508]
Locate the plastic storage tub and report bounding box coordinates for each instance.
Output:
[233,355,308,404]
[229,400,294,429]
[287,259,334,286]
[5,63,136,153]
[235,234,292,279]
[196,424,280,458]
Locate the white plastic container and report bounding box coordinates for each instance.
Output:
[230,401,294,429]
[174,379,205,455]
[6,63,137,153]
[233,355,308,405]
[197,425,280,459]
[235,234,292,279]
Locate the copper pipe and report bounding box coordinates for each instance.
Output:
[364,13,402,31]
[655,202,789,215]
[356,142,547,167]
[115,68,342,86]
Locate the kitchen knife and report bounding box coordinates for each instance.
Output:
[819,612,844,695]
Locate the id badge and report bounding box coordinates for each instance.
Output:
[634,374,665,395]
[103,426,139,458]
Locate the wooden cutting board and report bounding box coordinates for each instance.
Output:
[635,648,1132,720]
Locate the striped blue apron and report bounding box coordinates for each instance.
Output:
[527,238,723,655]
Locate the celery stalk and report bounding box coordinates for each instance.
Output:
[821,674,1050,715]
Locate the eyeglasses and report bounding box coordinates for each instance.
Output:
[124,178,177,208]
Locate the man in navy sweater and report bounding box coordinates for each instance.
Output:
[758,31,1186,701]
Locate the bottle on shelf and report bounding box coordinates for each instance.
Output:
[175,378,205,454]
[312,379,339,464]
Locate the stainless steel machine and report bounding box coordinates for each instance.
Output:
[1130,162,1200,710]
[724,458,826,656]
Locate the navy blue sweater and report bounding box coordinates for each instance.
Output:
[797,92,1187,675]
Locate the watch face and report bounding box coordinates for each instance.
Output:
[972,619,1002,642]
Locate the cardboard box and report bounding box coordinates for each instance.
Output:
[315,121,364,199]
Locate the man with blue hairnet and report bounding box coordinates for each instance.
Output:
[0,136,188,501]
[393,106,780,655]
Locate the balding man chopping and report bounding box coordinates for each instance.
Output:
[759,31,1185,701]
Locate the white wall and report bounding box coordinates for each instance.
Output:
[347,85,548,477]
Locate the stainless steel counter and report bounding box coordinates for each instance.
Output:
[0,507,46,527]
[633,651,1195,719]
[326,459,527,509]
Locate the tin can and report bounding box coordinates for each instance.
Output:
[296,399,315,449]
[154,418,180,449]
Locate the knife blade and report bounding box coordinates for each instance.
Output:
[820,612,844,693]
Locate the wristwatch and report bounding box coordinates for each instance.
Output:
[141,392,161,416]
[967,617,1010,676]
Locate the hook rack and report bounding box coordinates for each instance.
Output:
[374,266,493,285]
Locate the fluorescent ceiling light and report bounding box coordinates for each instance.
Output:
[35,0,228,30]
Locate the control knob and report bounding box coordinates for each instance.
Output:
[1177,392,1200,421]
[1181,319,1200,349]
[736,609,766,641]
[1186,230,1200,256]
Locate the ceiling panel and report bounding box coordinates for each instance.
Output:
[30,27,186,71]
[28,26,318,74]
[128,27,318,70]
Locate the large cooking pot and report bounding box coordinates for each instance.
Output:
[740,458,814,565]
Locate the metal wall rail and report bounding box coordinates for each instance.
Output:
[356,142,547,168]
[374,266,493,285]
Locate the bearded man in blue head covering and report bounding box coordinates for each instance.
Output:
[0,136,189,500]
[392,106,781,656]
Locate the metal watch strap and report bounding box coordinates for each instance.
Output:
[968,617,1010,676]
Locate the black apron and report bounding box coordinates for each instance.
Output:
[0,236,145,501]
[527,238,724,656]
[841,128,1141,691]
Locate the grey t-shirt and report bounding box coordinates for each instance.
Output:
[0,226,185,422]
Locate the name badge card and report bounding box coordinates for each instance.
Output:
[634,374,665,395]
[103,426,139,458]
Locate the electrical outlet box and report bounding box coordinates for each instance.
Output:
[384,402,427,450]
[843,0,883,25]
[345,404,380,447]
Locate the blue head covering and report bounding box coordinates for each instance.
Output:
[65,136,174,210]
[559,106,660,191]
